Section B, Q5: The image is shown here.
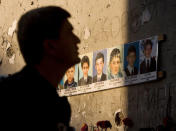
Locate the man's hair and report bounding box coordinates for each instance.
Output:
[17,6,71,65]
[144,39,153,50]
[127,45,136,56]
[95,52,104,63]
[110,48,121,63]
[81,56,90,68]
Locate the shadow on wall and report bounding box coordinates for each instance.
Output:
[125,0,176,131]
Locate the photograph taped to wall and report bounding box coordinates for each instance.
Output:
[107,46,124,80]
[123,41,140,84]
[58,36,159,96]
[58,78,64,90]
[124,41,139,77]
[139,36,158,74]
[106,45,125,88]
[64,65,78,89]
[78,53,93,86]
[139,36,158,82]
[93,49,107,83]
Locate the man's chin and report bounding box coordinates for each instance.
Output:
[66,57,80,67]
[73,57,81,65]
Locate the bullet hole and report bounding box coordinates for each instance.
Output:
[31,1,34,5]
[6,47,14,58]
[99,111,101,113]
[106,4,111,8]
[88,14,90,17]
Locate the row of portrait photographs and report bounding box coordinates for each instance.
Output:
[59,36,158,89]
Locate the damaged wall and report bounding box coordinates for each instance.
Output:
[0,0,176,130]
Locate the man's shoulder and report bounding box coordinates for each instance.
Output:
[102,73,107,80]
[141,60,145,64]
[79,77,84,81]
[102,73,106,77]
[88,76,92,80]
[93,75,97,79]
[134,67,138,71]
[0,72,24,88]
[140,60,146,67]
[125,67,129,72]
[93,75,97,82]
[151,57,156,63]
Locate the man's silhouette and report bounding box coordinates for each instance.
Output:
[0,6,80,131]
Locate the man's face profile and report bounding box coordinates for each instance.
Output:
[82,62,89,77]
[54,19,80,66]
[110,56,120,75]
[95,58,104,75]
[127,52,136,67]
[144,44,152,58]
[66,67,75,83]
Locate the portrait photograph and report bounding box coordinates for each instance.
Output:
[63,64,78,89]
[78,53,93,86]
[58,78,64,90]
[93,49,107,83]
[107,45,124,80]
[139,36,158,74]
[124,41,139,77]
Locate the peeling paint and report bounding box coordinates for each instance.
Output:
[9,54,15,64]
[83,27,90,40]
[8,20,17,36]
[82,111,86,117]
[141,8,151,25]
[6,42,11,51]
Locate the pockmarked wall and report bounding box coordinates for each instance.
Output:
[0,0,176,130]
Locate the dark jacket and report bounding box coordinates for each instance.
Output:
[64,80,77,89]
[93,73,107,83]
[0,65,72,131]
[125,67,138,76]
[78,76,92,86]
[140,57,156,74]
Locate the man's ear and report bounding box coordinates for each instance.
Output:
[43,39,57,56]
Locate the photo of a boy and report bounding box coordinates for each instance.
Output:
[64,66,77,88]
[125,45,138,76]
[78,56,92,86]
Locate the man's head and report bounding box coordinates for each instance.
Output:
[17,6,80,67]
[81,56,90,77]
[95,52,104,75]
[144,39,153,58]
[66,66,75,84]
[127,45,136,67]
[109,48,121,75]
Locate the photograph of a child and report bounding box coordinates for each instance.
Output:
[139,38,157,74]
[107,46,123,80]
[124,42,139,77]
[78,53,93,86]
[64,65,78,89]
[93,49,107,83]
